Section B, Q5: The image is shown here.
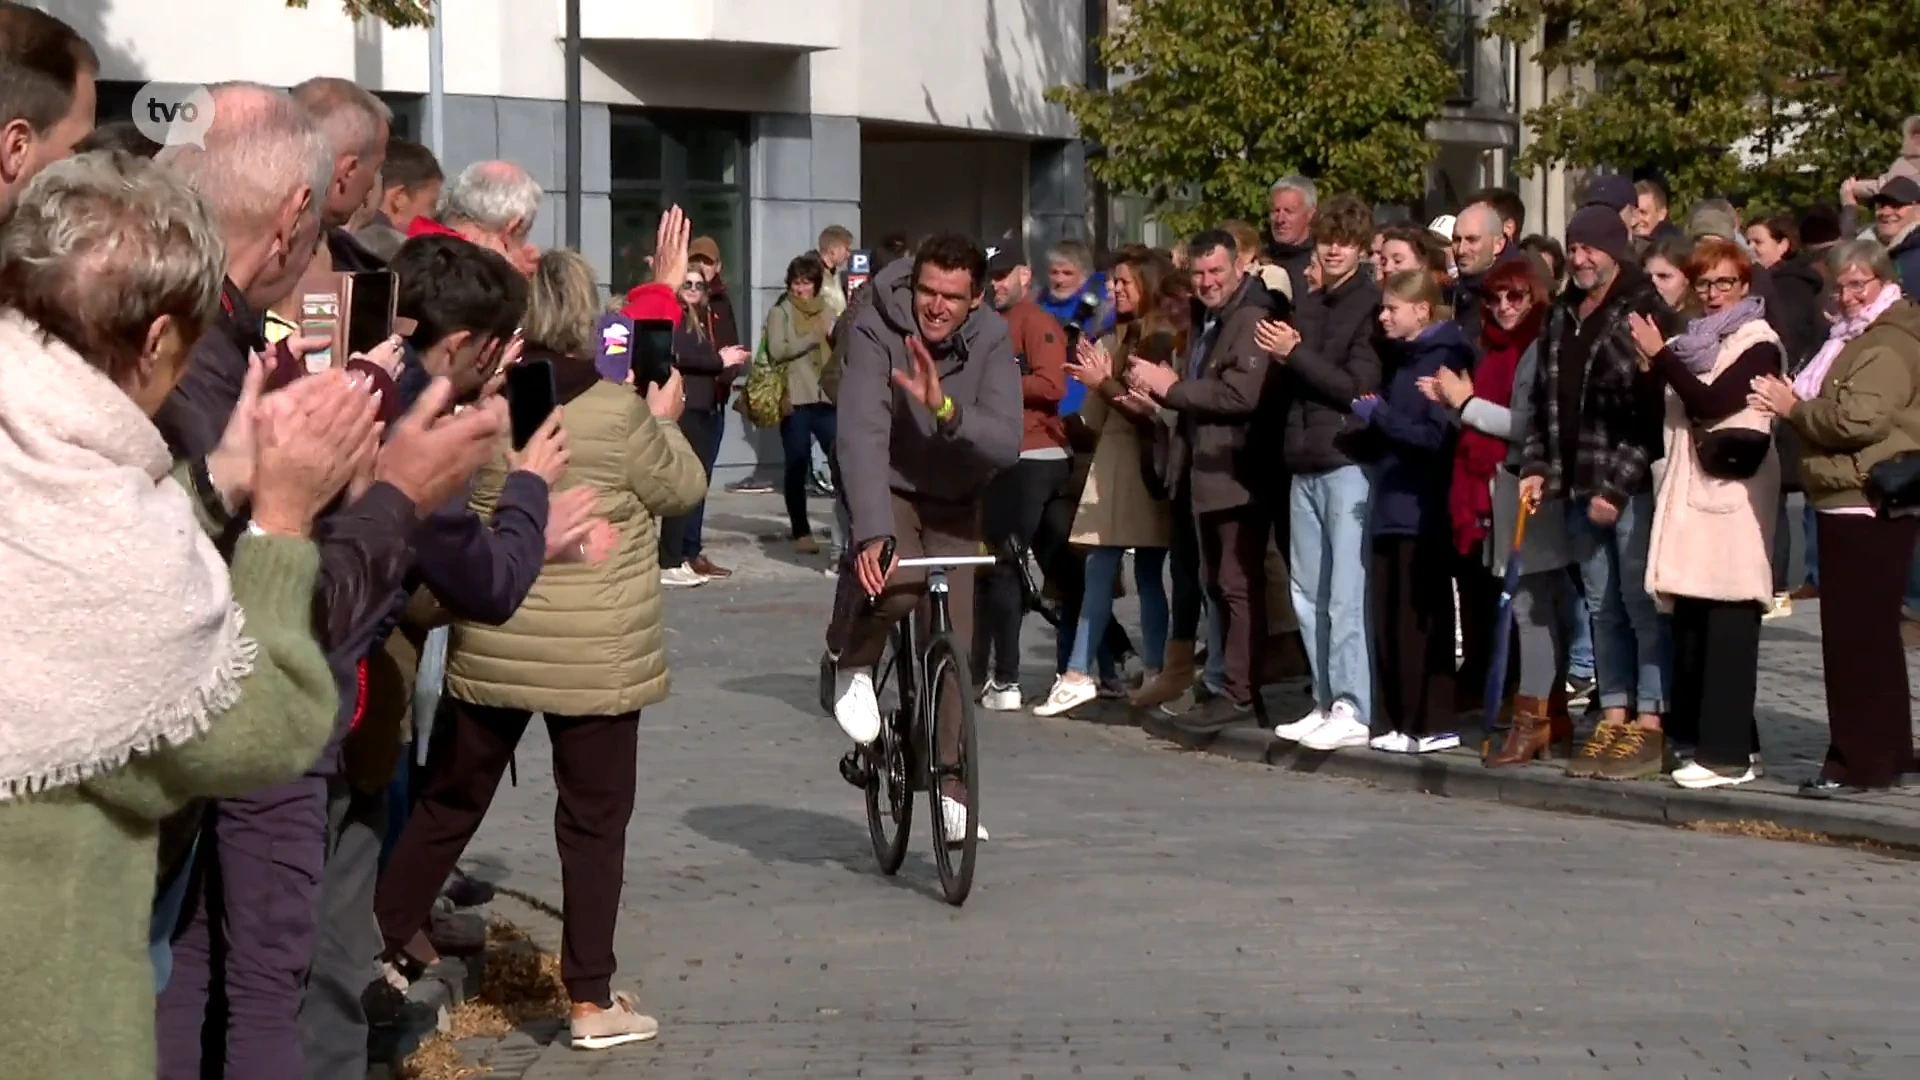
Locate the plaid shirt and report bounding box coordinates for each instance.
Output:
[1519,265,1678,507]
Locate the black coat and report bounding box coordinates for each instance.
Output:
[1281,271,1384,475]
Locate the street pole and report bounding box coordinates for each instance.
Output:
[564,0,582,248]
[427,0,445,159]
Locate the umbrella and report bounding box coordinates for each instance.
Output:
[1481,502,1533,741]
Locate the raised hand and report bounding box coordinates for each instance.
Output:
[892,336,946,413]
[650,205,692,289]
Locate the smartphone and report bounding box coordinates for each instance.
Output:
[345,270,397,356]
[631,318,676,388]
[298,291,340,372]
[505,357,557,450]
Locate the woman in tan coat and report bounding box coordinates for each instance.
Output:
[1033,253,1176,717]
[375,238,706,1051]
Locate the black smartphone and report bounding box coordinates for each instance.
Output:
[505,356,557,450]
[345,270,397,356]
[631,318,676,388]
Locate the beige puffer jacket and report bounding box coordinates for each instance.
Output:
[446,366,707,717]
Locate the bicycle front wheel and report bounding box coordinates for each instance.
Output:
[922,632,980,906]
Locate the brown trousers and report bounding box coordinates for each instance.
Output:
[1197,504,1270,706]
[1816,513,1919,788]
[374,700,639,1005]
[828,493,980,791]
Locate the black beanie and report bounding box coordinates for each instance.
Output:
[1799,205,1843,248]
[1566,205,1631,263]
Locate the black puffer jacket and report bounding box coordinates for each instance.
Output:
[1770,254,1828,369]
[1281,271,1383,474]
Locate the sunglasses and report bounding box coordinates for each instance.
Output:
[681,280,707,291]
[1492,289,1531,306]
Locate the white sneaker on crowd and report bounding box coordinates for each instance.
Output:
[1274,707,1328,741]
[1764,594,1792,621]
[980,681,1023,711]
[660,564,707,588]
[1410,733,1461,754]
[1033,675,1098,717]
[1369,731,1415,753]
[1671,761,1759,789]
[939,794,989,844]
[832,669,881,745]
[1299,700,1371,751]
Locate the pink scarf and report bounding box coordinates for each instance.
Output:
[1794,283,1902,399]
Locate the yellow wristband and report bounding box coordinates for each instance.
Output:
[935,396,955,422]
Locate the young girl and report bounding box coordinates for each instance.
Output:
[1345,270,1474,754]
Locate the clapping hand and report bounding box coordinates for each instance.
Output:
[1063,339,1112,387]
[1417,366,1475,409]
[250,370,382,537]
[719,344,752,371]
[1748,373,1799,418]
[1253,319,1300,359]
[372,377,506,514]
[1126,358,1178,397]
[1628,311,1666,367]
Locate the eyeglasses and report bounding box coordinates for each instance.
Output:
[1836,277,1881,298]
[681,280,707,291]
[1492,289,1531,306]
[1693,276,1742,294]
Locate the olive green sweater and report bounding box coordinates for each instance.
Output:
[0,531,337,1079]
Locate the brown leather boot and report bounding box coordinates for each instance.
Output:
[1130,640,1195,708]
[1485,696,1553,767]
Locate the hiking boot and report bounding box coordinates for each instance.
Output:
[571,991,659,1050]
[1597,726,1665,781]
[1564,721,1623,779]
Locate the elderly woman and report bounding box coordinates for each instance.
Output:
[1631,237,1783,789]
[1751,238,1920,797]
[0,152,373,1077]
[375,234,707,1050]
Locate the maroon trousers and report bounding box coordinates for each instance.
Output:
[1197,505,1270,707]
[374,700,638,1005]
[1815,513,1918,788]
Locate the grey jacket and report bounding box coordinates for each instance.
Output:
[836,258,1023,546]
[1465,340,1571,576]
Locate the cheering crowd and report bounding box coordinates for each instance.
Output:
[6,0,1920,1076]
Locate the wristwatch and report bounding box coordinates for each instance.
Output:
[189,455,235,530]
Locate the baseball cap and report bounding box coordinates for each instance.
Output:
[1872,176,1920,207]
[1582,175,1636,212]
[986,243,1027,277]
[1427,214,1457,241]
[689,236,721,263]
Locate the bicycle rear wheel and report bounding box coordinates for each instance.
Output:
[864,623,913,874]
[922,632,980,905]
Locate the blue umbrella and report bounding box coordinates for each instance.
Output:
[1482,503,1533,735]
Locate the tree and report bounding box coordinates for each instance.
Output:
[1757,2,1920,209]
[285,0,435,29]
[1487,1,1813,206]
[1047,0,1455,236]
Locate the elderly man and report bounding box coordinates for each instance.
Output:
[292,76,392,273]
[150,82,503,1080]
[1266,175,1319,292]
[411,159,543,273]
[0,2,96,220]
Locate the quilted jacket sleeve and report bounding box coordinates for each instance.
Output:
[624,402,708,518]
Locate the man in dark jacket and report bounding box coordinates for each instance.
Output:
[1128,229,1274,730]
[1265,175,1318,293]
[1519,206,1683,780]
[1261,195,1384,747]
[1870,177,1920,297]
[827,234,1021,840]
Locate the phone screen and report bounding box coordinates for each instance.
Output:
[631,319,676,388]
[505,357,557,450]
[346,270,396,356]
[298,292,339,372]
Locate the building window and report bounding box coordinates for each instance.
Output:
[609,109,747,297]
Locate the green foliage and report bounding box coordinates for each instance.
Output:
[285,0,435,29]
[1486,0,1809,207]
[1048,0,1455,236]
[1759,2,1920,209]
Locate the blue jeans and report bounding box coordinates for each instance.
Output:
[1563,569,1595,680]
[1068,547,1169,676]
[780,403,836,540]
[1288,465,1374,719]
[1568,493,1670,714]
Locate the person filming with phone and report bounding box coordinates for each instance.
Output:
[826,233,1023,840]
[375,208,707,1052]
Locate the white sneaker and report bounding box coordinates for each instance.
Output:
[1033,675,1098,717]
[1299,700,1371,751]
[832,669,881,745]
[940,794,988,843]
[660,564,707,588]
[979,682,1023,711]
[1274,707,1329,741]
[1672,761,1759,789]
[1369,730,1415,753]
[1410,733,1461,754]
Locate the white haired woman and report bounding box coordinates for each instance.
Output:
[0,151,379,1077]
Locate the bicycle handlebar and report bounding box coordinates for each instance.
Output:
[894,555,1000,569]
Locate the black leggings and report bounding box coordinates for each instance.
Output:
[974,456,1073,684]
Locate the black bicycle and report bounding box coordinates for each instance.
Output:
[829,551,996,905]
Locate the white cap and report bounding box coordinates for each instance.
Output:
[1427,214,1458,241]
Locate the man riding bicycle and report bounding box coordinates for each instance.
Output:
[828,232,1022,840]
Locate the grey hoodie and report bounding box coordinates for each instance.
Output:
[836,258,1023,546]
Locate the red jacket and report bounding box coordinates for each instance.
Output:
[406,216,465,240]
[1003,300,1069,453]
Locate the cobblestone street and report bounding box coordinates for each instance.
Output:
[438,495,1920,1079]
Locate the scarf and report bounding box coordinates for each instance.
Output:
[1670,294,1766,373]
[785,291,834,375]
[1795,282,1904,399]
[1450,311,1537,555]
[0,312,254,799]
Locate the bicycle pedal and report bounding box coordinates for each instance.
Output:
[838,749,870,789]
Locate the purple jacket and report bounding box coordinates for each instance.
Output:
[410,472,550,625]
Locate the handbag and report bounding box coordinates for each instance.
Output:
[1694,427,1771,481]
[1866,450,1920,517]
[743,332,790,428]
